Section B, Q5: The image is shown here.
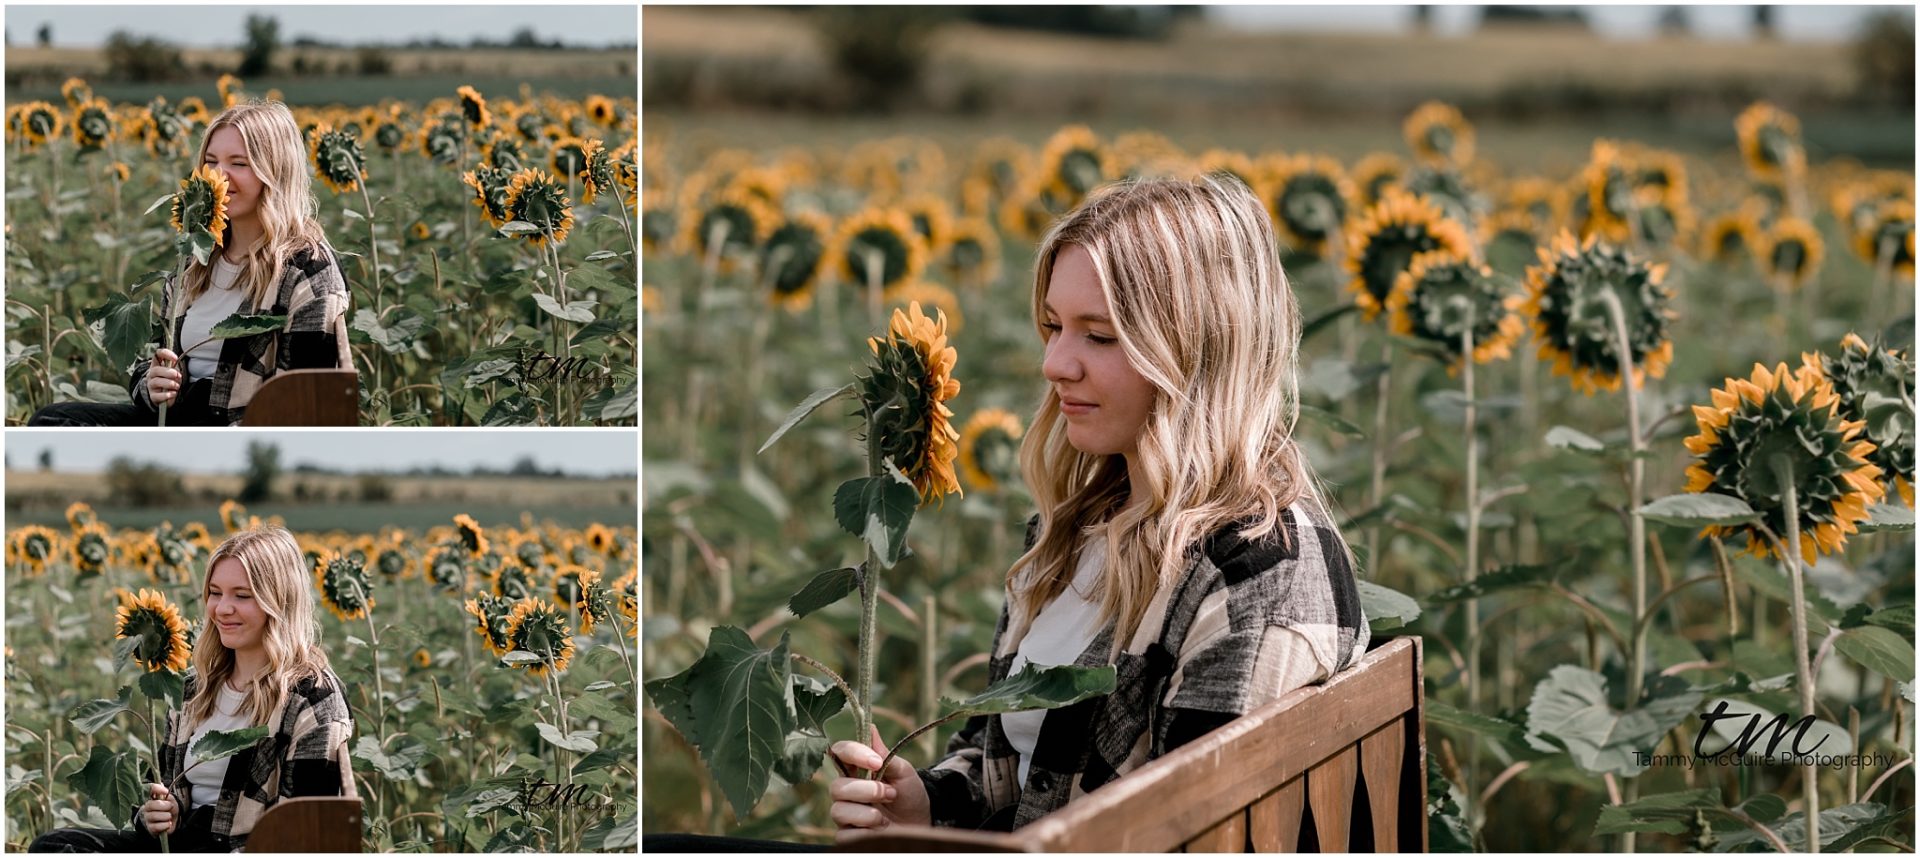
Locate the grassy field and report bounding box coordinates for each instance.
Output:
[5,470,636,523]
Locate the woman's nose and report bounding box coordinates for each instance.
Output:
[1042,340,1080,384]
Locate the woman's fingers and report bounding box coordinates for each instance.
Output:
[829,800,888,829]
[828,739,883,775]
[828,776,896,804]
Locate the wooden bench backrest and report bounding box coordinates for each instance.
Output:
[842,636,1426,853]
[241,369,360,426]
[246,796,363,852]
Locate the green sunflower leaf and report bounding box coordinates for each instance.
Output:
[759,384,854,455]
[1546,425,1607,453]
[1856,502,1914,533]
[1427,564,1553,603]
[939,662,1116,719]
[1636,493,1762,527]
[1593,787,1720,836]
[137,670,184,710]
[501,651,544,665]
[143,193,176,216]
[534,723,600,754]
[68,686,131,735]
[641,627,795,820]
[498,220,542,236]
[190,725,269,763]
[1832,626,1915,682]
[207,312,288,339]
[66,746,142,826]
[531,293,597,323]
[81,294,153,374]
[787,566,858,618]
[579,809,638,850]
[1525,665,1700,776]
[1299,403,1365,437]
[1358,579,1420,631]
[833,476,919,568]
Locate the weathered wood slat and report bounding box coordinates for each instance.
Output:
[1360,719,1406,851]
[836,637,1423,854]
[1247,778,1304,852]
[1183,809,1247,852]
[1305,745,1358,852]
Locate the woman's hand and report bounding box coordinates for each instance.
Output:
[140,783,177,835]
[146,349,182,405]
[828,724,931,842]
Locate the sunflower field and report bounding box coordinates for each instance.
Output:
[641,102,1916,850]
[4,501,640,851]
[4,75,639,426]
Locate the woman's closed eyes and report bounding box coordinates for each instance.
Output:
[1041,321,1116,346]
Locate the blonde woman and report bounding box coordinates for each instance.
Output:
[826,175,1370,839]
[30,526,355,852]
[30,101,352,427]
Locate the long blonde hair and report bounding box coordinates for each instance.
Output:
[183,101,329,309]
[186,525,332,728]
[1012,173,1352,646]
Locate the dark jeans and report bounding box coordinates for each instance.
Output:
[642,834,829,852]
[29,805,230,852]
[27,379,231,426]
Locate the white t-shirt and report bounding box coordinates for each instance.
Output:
[1003,535,1109,788]
[184,683,252,810]
[179,256,249,383]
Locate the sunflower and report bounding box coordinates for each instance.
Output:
[1261,154,1356,258]
[1630,186,1697,250]
[1344,190,1474,323]
[61,77,93,110]
[965,136,1035,204]
[461,165,514,229]
[833,207,929,293]
[574,569,614,634]
[314,553,375,622]
[464,595,513,657]
[1756,217,1825,291]
[1403,101,1475,169]
[501,168,575,248]
[859,301,964,505]
[13,525,60,577]
[71,523,111,580]
[580,139,618,206]
[455,85,491,131]
[1684,362,1885,564]
[900,193,956,257]
[683,188,772,265]
[1578,140,1636,242]
[957,409,1024,493]
[418,115,467,165]
[216,74,243,109]
[1038,125,1108,209]
[943,217,1003,287]
[218,500,246,534]
[548,136,591,181]
[1194,149,1259,190]
[66,501,97,533]
[1387,251,1526,375]
[170,165,232,248]
[71,99,113,151]
[610,138,639,208]
[411,648,432,669]
[1701,209,1762,264]
[114,588,192,673]
[19,102,63,149]
[373,544,412,579]
[760,211,833,312]
[1803,334,1916,506]
[105,161,130,184]
[584,94,617,127]
[502,597,576,678]
[641,188,680,255]
[1503,177,1567,234]
[181,521,213,551]
[425,544,468,594]
[724,166,786,209]
[1522,231,1677,395]
[553,564,590,608]
[373,118,407,153]
[613,567,638,636]
[1735,102,1806,180]
[584,523,616,555]
[307,124,367,194]
[998,177,1063,243]
[121,532,162,581]
[479,135,527,172]
[511,533,550,571]
[492,558,537,600]
[452,514,489,558]
[887,281,964,334]
[1856,199,1915,277]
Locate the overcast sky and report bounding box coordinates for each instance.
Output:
[5,4,637,49]
[1209,4,1905,41]
[5,431,638,476]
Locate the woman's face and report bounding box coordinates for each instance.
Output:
[204,126,262,225]
[1042,244,1156,469]
[207,557,268,656]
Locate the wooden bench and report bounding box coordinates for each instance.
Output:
[245,736,363,852]
[841,636,1426,853]
[239,369,360,426]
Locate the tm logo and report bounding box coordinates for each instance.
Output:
[1693,700,1833,760]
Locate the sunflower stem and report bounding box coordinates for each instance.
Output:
[864,248,883,329]
[1769,457,1821,853]
[1364,339,1394,576]
[146,694,170,853]
[1598,287,1646,854]
[350,159,383,318]
[855,400,882,775]
[1461,313,1483,840]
